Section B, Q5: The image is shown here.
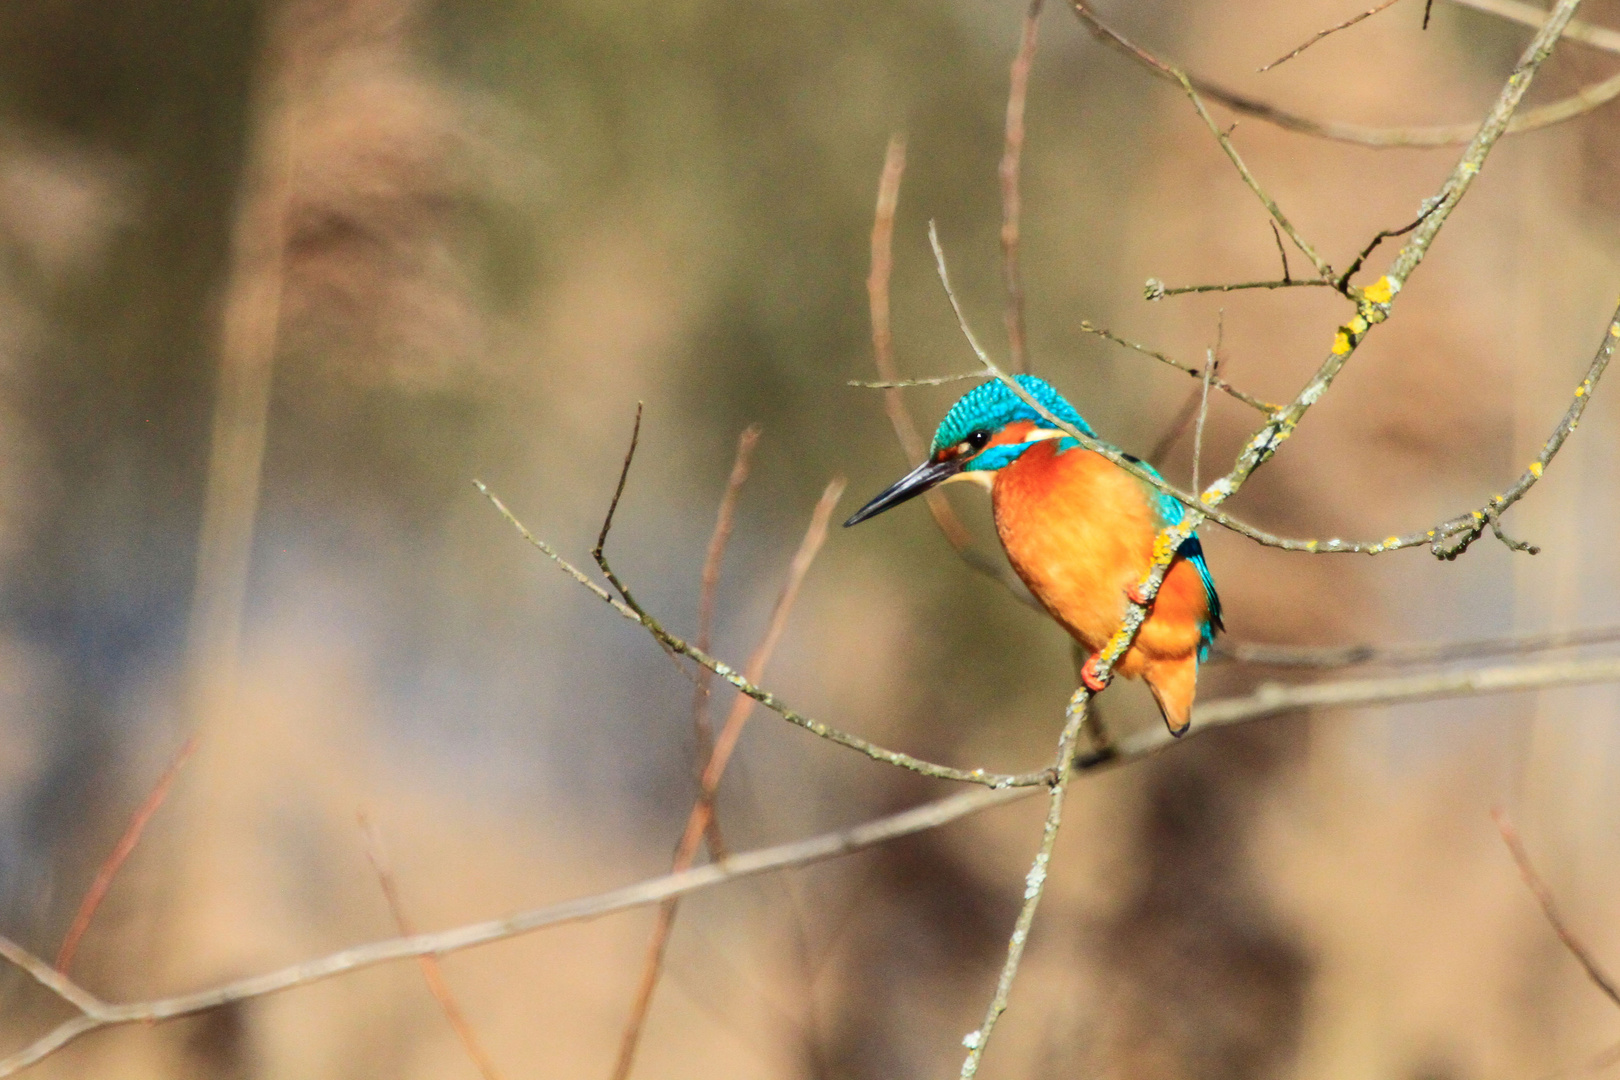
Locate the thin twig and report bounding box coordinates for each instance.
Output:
[1213,623,1620,667]
[865,136,1038,607]
[1073,1,1617,149]
[1270,221,1293,283]
[1493,808,1620,1010]
[1259,0,1405,73]
[1336,204,1437,292]
[593,401,644,605]
[360,813,507,1080]
[610,479,845,1080]
[1171,70,1335,279]
[1191,346,1217,494]
[10,653,1620,1076]
[1147,277,1330,298]
[847,373,987,388]
[1001,0,1044,374]
[1078,319,1278,413]
[56,736,197,974]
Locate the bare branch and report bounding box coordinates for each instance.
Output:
[959,691,1086,1078]
[593,401,644,607]
[1001,0,1044,374]
[1073,1,1617,149]
[1148,276,1331,298]
[1494,808,1620,1010]
[1184,656,1620,734]
[848,373,987,388]
[1259,0,1404,73]
[56,736,196,975]
[1213,623,1620,667]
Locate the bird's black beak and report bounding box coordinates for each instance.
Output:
[844,455,964,527]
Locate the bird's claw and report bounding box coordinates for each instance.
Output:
[1080,654,1108,693]
[1126,583,1148,606]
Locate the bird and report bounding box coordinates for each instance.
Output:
[844,373,1221,736]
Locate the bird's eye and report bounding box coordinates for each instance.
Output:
[959,430,991,455]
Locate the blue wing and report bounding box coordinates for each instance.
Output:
[1136,457,1224,661]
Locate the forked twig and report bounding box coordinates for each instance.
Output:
[1493,808,1620,1010]
[56,736,198,974]
[594,401,644,606]
[1259,0,1404,73]
[610,479,845,1080]
[360,813,507,1080]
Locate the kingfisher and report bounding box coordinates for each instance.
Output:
[845,374,1221,735]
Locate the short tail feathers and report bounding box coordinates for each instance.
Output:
[1145,655,1198,736]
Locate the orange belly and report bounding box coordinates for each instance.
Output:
[991,441,1207,679]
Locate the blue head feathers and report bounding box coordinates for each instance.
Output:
[932,374,1095,472]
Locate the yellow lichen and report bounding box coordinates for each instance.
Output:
[1529,461,1544,478]
[1332,330,1352,355]
[1349,315,1369,335]
[1363,276,1394,304]
[1384,535,1399,547]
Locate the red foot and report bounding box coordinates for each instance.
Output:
[1080,653,1108,693]
[1126,583,1149,606]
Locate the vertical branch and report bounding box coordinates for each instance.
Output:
[958,692,1089,1078]
[55,738,197,974]
[360,814,508,1080]
[610,480,845,1080]
[1001,0,1045,374]
[1191,314,1222,494]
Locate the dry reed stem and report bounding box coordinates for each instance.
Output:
[55,737,197,974]
[608,478,845,1080]
[691,424,763,853]
[360,813,508,1080]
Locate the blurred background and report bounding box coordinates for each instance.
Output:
[0,0,1617,1076]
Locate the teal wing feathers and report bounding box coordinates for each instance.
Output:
[1132,455,1224,660]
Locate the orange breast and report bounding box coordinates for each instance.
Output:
[991,441,1207,673]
